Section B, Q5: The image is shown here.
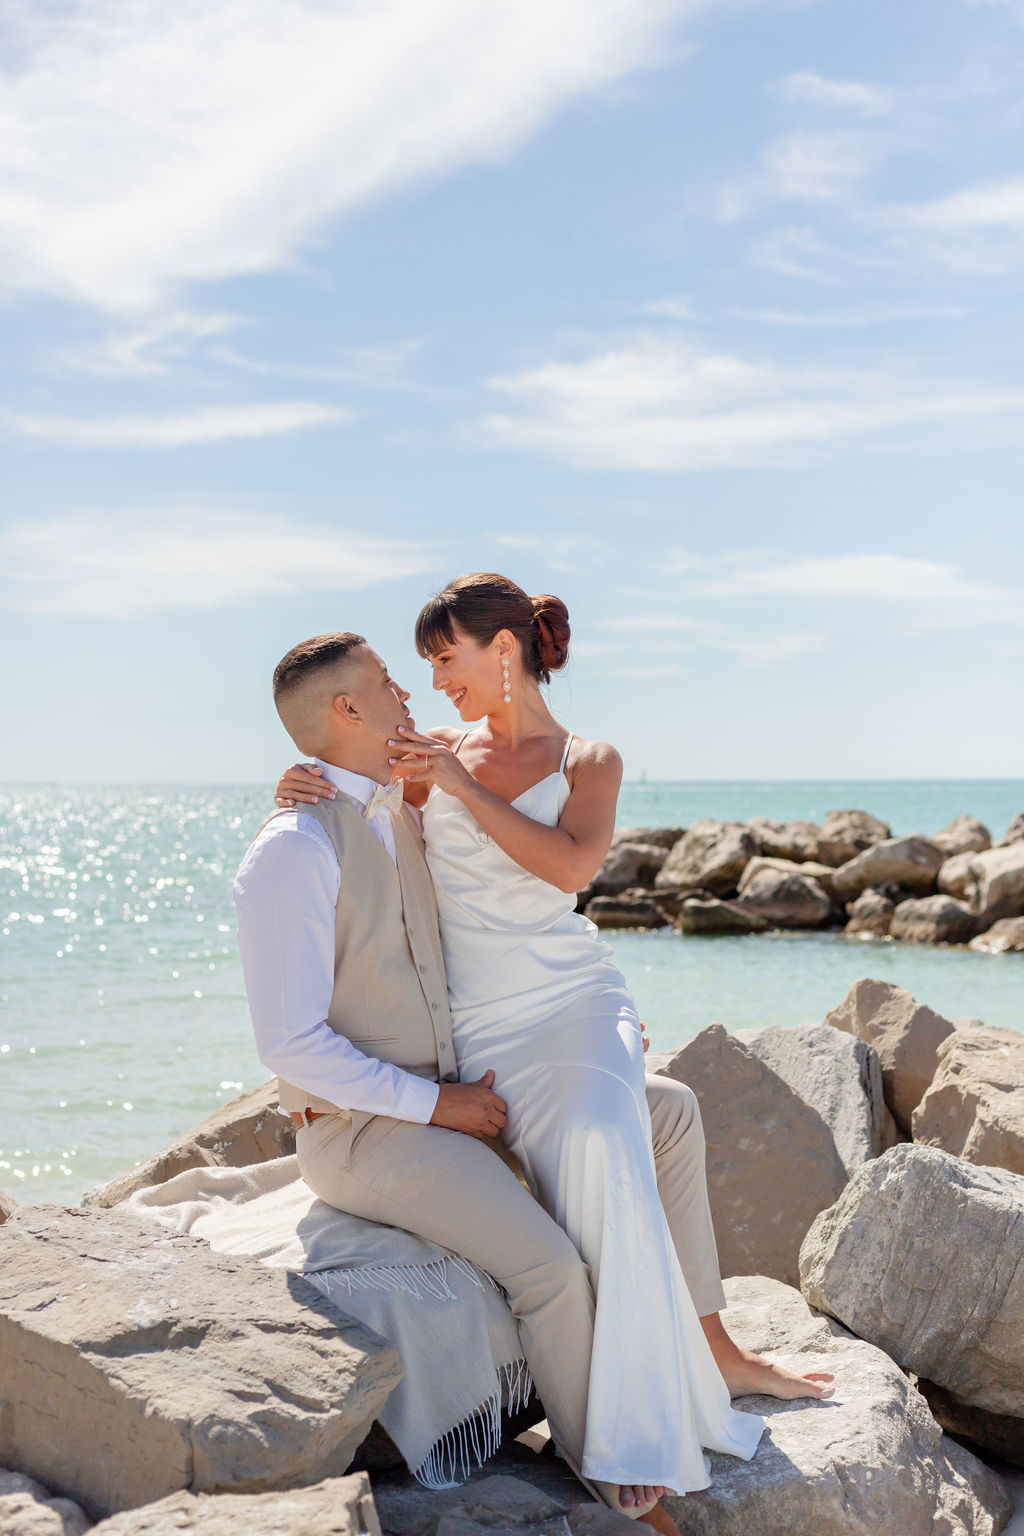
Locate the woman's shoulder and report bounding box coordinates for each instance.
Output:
[565,734,623,779]
[426,724,466,744]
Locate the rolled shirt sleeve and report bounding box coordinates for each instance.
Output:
[233,813,440,1124]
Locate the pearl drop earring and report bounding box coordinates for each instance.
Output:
[502,659,511,704]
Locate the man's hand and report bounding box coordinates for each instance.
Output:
[430,1070,508,1139]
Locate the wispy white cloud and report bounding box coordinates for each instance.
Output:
[0,511,437,619]
[0,0,707,313]
[605,612,828,666]
[209,339,430,391]
[55,311,242,378]
[770,72,892,117]
[695,553,1024,628]
[749,223,838,280]
[637,296,697,320]
[476,335,1024,471]
[732,304,967,328]
[891,178,1024,231]
[7,401,351,448]
[717,131,878,221]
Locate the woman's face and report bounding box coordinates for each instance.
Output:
[426,622,510,720]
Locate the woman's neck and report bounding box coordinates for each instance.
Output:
[480,689,560,752]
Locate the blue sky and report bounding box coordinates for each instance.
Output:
[1,0,1022,782]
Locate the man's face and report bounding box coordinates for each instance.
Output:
[346,646,414,748]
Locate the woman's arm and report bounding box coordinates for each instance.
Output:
[389,726,621,893]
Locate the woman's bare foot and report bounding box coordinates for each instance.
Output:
[701,1312,835,1400]
[618,1483,665,1513]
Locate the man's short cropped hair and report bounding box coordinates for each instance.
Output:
[272,632,366,706]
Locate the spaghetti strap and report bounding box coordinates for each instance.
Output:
[559,733,574,774]
[452,730,471,757]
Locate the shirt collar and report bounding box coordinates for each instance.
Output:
[314,758,390,811]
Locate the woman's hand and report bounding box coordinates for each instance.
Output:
[275,762,335,807]
[387,725,475,799]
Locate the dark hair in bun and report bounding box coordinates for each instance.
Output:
[415,573,571,685]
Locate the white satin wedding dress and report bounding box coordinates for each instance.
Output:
[421,733,764,1492]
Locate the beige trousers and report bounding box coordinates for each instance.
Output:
[297,1071,724,1472]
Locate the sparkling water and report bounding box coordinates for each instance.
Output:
[2,781,1020,1205]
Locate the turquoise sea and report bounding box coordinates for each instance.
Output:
[1,780,1021,1206]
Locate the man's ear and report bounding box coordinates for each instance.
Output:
[331,691,360,723]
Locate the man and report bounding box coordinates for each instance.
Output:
[234,633,832,1521]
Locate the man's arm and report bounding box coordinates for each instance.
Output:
[233,816,440,1122]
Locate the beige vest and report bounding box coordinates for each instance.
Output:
[260,794,456,1118]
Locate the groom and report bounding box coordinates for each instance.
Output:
[234,633,831,1502]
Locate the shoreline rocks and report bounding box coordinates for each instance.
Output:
[823,978,954,1133]
[912,1024,1024,1175]
[580,808,1024,949]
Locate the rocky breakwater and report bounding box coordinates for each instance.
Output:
[2,974,1021,1534]
[579,808,1024,949]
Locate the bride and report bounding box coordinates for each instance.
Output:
[276,571,832,1519]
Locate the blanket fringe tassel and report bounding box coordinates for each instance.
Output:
[412,1355,534,1490]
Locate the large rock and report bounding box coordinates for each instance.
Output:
[970,917,1024,953]
[0,1191,16,1226]
[733,866,833,929]
[844,889,893,938]
[0,1204,400,1518]
[939,850,977,899]
[933,815,992,857]
[997,812,1024,846]
[590,842,668,896]
[85,1082,296,1208]
[747,818,822,864]
[912,1024,1024,1175]
[918,1379,1024,1473]
[0,1470,92,1535]
[823,978,955,1132]
[966,843,1024,922]
[655,821,757,896]
[610,825,684,852]
[799,1143,1024,1436]
[734,1024,899,1176]
[831,836,943,902]
[889,894,981,945]
[675,898,768,935]
[739,856,840,903]
[89,1474,381,1534]
[816,809,891,868]
[659,1027,848,1285]
[660,1274,1010,1536]
[584,890,668,930]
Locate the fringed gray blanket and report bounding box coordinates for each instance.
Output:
[127,1155,532,1487]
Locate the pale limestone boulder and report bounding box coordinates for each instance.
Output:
[733,866,833,929]
[919,1379,1024,1473]
[0,1191,16,1225]
[610,825,684,851]
[675,898,768,935]
[912,1024,1024,1176]
[890,895,981,945]
[85,1081,295,1208]
[967,843,1024,922]
[659,1275,1010,1536]
[823,977,955,1132]
[590,842,668,896]
[0,1204,400,1519]
[584,890,668,930]
[747,817,822,864]
[89,1474,380,1534]
[933,815,992,857]
[659,1027,848,1286]
[816,809,891,868]
[844,889,894,938]
[0,1471,92,1536]
[997,812,1024,846]
[799,1143,1024,1426]
[734,1024,899,1176]
[831,836,943,903]
[740,856,840,903]
[970,917,1024,953]
[655,821,757,895]
[940,850,977,899]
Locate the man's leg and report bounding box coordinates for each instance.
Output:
[646,1073,834,1401]
[297,1110,597,1471]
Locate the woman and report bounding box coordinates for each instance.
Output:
[276,573,828,1517]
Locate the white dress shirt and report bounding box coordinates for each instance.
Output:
[233,758,440,1124]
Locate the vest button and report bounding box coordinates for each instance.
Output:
[419,963,428,973]
[431,1001,440,1011]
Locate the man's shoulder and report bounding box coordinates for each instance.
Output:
[235,810,339,894]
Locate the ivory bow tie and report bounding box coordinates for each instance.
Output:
[364,778,405,820]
